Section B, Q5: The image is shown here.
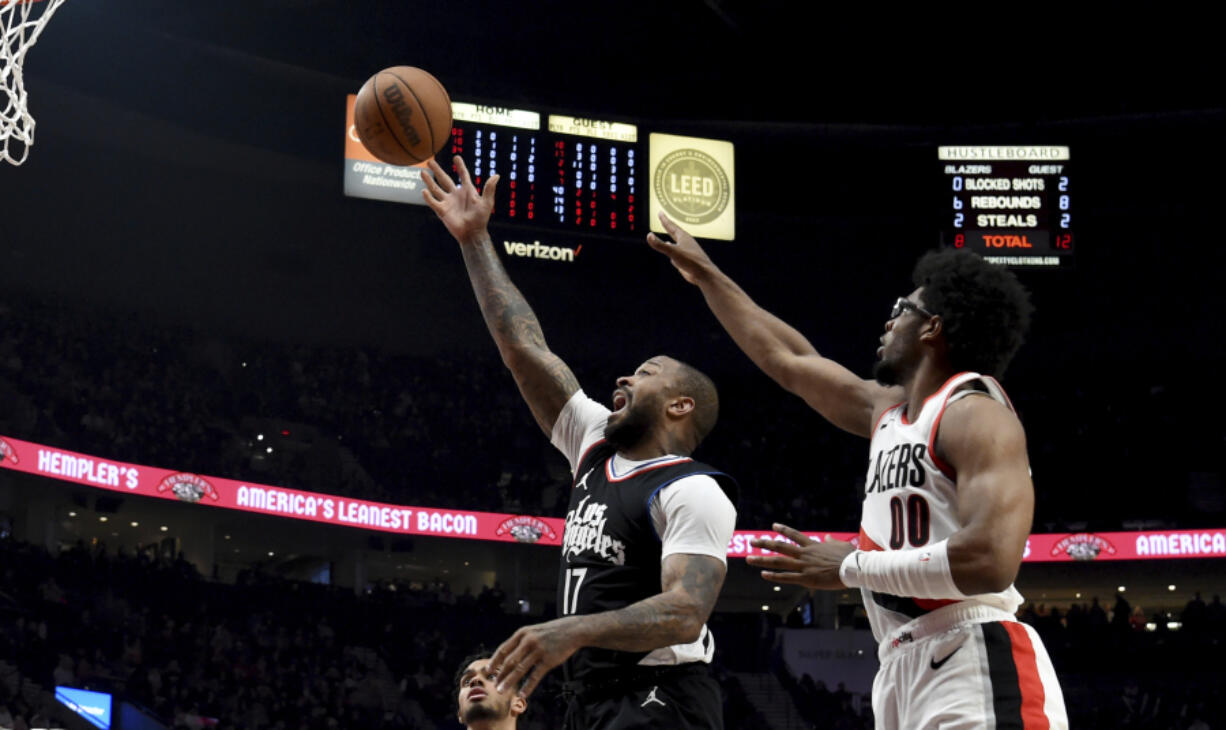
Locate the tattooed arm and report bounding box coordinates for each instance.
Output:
[579,553,726,650]
[423,156,580,435]
[485,554,726,697]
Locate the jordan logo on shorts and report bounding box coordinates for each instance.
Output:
[641,686,666,708]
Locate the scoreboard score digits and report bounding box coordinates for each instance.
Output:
[450,103,644,235]
[940,146,1073,268]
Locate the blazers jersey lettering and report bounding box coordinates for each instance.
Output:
[860,371,1024,643]
[559,438,737,681]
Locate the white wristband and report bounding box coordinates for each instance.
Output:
[837,540,968,600]
[838,550,862,587]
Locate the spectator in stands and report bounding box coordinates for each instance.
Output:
[1207,594,1226,636]
[1112,592,1133,630]
[1183,591,1207,633]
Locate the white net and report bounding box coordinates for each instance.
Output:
[1,0,67,166]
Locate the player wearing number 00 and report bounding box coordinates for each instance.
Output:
[423,158,738,730]
[648,213,1068,729]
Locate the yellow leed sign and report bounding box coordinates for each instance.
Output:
[649,133,735,241]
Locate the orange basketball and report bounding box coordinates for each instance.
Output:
[353,66,452,166]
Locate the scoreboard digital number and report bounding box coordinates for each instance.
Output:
[448,103,644,236]
[939,146,1073,267]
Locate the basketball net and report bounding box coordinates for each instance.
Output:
[1,0,67,166]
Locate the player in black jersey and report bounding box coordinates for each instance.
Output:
[424,157,738,729]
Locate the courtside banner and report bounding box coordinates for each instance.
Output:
[3,434,1224,561]
[735,530,1226,562]
[0,435,564,546]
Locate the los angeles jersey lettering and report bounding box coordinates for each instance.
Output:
[860,372,1024,643]
[559,439,737,681]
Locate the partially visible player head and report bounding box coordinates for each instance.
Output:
[455,652,525,729]
[874,249,1033,387]
[605,355,719,456]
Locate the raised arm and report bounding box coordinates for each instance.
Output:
[647,213,898,437]
[485,553,726,698]
[423,156,579,435]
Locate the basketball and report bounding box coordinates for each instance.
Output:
[353,66,452,166]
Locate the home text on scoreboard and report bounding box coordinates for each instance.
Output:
[939,146,1072,268]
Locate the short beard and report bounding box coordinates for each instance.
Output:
[873,358,903,386]
[605,401,654,452]
[462,702,503,723]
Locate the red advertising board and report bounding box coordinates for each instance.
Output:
[3,434,1223,562]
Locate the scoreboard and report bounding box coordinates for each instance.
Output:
[939,146,1073,267]
[449,103,644,235]
[343,96,736,242]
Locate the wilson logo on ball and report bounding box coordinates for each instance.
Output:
[381,85,422,148]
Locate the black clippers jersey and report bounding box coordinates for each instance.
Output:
[557,439,737,680]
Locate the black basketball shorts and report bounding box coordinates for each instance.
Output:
[562,663,723,730]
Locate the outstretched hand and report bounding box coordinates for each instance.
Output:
[645,212,717,285]
[747,523,856,591]
[486,616,586,700]
[421,155,500,244]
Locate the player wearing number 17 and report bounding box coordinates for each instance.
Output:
[423,158,738,729]
[648,213,1068,728]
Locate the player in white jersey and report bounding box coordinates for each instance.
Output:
[647,213,1068,728]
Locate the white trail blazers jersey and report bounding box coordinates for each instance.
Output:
[859,371,1025,643]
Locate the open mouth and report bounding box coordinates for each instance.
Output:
[611,390,629,413]
[468,689,487,702]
